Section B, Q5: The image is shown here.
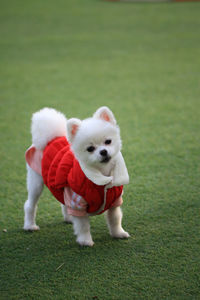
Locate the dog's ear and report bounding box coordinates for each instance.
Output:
[67,118,82,143]
[93,106,116,126]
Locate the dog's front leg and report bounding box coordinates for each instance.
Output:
[106,206,130,239]
[71,216,94,247]
[61,204,72,223]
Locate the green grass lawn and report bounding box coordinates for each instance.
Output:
[0,0,200,299]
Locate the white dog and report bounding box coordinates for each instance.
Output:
[24,106,130,246]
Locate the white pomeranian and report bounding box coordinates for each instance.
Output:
[24,106,130,246]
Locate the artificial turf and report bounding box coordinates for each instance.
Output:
[0,0,200,299]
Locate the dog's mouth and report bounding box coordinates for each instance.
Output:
[100,156,111,163]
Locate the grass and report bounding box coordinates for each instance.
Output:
[0,0,200,299]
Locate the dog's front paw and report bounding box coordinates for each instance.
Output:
[111,229,130,239]
[23,224,40,231]
[76,234,94,247]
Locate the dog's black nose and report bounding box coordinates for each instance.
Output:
[100,149,107,157]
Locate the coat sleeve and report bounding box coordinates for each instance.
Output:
[53,150,74,188]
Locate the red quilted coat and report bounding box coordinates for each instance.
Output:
[41,137,123,215]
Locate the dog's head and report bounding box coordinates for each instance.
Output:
[67,107,121,171]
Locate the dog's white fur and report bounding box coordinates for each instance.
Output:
[31,107,67,150]
[24,107,130,246]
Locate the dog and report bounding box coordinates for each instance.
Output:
[24,106,130,246]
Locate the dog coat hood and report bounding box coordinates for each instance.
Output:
[26,137,125,215]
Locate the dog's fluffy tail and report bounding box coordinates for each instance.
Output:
[31,107,67,150]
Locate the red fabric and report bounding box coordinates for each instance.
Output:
[42,137,123,214]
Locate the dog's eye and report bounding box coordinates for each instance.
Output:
[105,139,112,145]
[87,146,95,153]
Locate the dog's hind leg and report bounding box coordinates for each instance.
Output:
[106,206,130,239]
[23,165,44,231]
